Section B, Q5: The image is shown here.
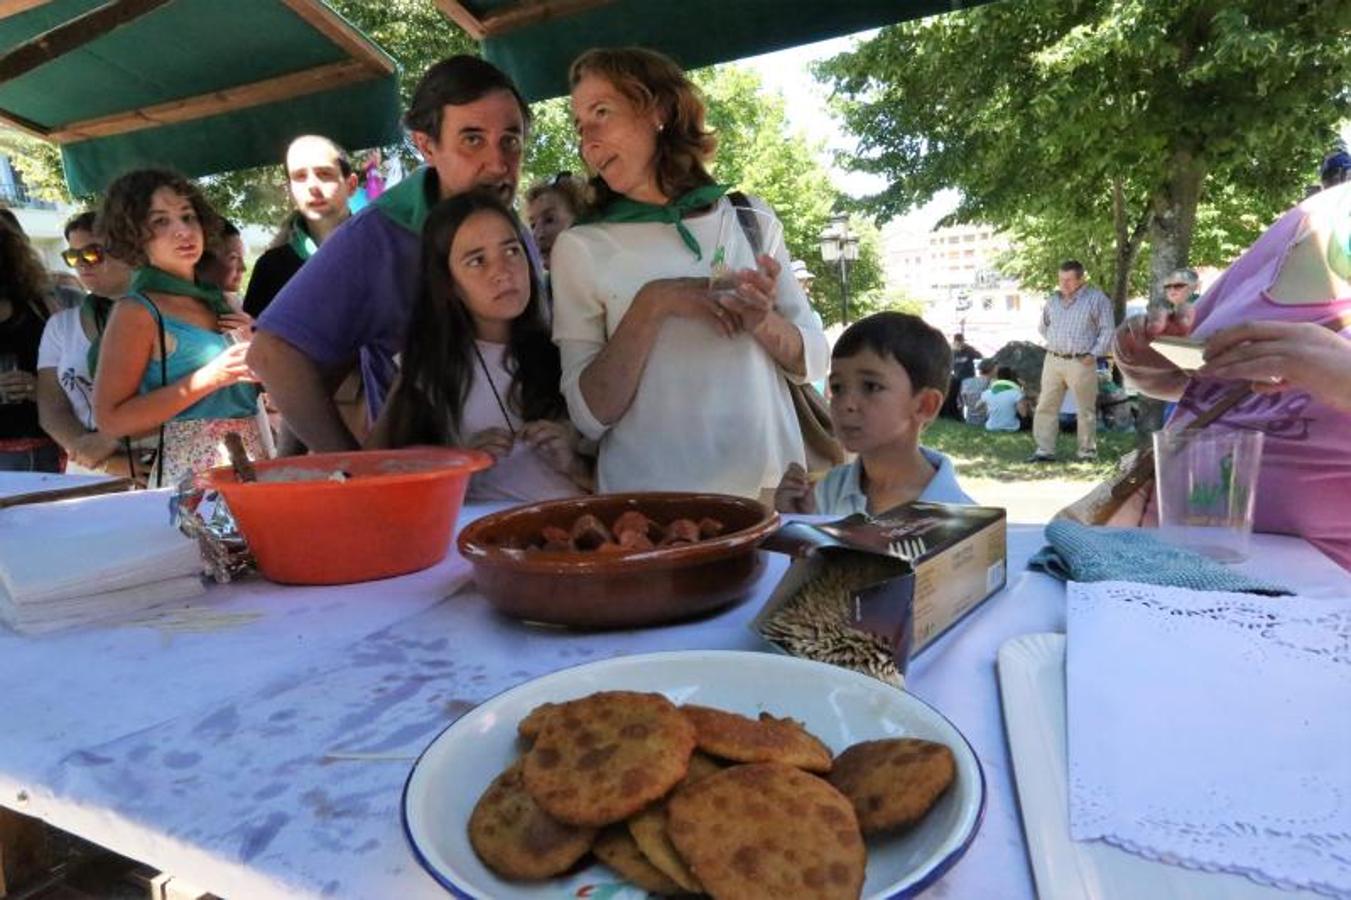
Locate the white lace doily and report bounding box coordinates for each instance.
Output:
[1067,580,1351,898]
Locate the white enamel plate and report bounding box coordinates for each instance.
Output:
[403,650,984,899]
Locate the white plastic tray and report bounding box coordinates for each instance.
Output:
[996,633,1322,900]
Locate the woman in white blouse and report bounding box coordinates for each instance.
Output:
[551,47,828,499]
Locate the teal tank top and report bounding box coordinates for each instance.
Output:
[128,293,259,421]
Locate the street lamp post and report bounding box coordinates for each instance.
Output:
[819,212,860,325]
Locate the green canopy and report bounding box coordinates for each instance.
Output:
[438,0,999,101]
[0,0,401,194]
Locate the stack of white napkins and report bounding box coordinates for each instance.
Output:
[1066,580,1351,896]
[0,489,205,634]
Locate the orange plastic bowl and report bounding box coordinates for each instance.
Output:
[203,447,492,585]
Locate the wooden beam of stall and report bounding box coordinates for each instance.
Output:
[480,0,617,37]
[0,106,51,139]
[51,59,376,142]
[278,0,395,75]
[0,0,172,84]
[0,0,53,21]
[432,0,487,40]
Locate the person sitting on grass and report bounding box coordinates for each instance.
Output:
[960,358,994,426]
[774,312,974,516]
[981,366,1024,433]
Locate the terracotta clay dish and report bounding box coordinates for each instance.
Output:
[456,492,779,629]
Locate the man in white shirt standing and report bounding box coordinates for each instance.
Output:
[1030,259,1115,462]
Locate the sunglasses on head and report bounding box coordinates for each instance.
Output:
[1164,282,1189,289]
[62,245,106,267]
[549,171,573,187]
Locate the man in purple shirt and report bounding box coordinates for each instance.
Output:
[249,56,532,452]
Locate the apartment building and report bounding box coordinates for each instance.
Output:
[883,219,1043,353]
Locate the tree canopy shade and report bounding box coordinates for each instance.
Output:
[818,0,1351,318]
[436,0,1001,101]
[0,0,402,194]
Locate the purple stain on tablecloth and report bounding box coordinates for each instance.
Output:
[193,704,241,741]
[237,810,289,861]
[253,782,287,801]
[344,719,442,754]
[162,750,200,769]
[67,750,113,767]
[328,675,432,739]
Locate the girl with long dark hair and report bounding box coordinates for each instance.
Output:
[368,191,590,500]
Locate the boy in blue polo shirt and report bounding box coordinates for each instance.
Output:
[775,312,974,516]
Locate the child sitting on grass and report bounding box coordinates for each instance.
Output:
[775,312,974,516]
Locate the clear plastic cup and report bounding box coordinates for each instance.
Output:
[1152,429,1264,563]
[709,204,784,300]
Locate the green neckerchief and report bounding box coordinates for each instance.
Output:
[989,379,1020,394]
[287,214,319,262]
[372,166,434,235]
[82,293,113,376]
[130,266,232,316]
[591,183,730,260]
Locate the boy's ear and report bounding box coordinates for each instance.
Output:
[914,386,945,423]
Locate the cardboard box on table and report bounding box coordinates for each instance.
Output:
[754,502,1008,678]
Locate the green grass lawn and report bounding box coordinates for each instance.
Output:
[923,418,1136,483]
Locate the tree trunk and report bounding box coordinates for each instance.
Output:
[1147,149,1207,304]
[1110,177,1151,324]
[1135,150,1208,446]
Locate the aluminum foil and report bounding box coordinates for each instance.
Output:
[170,474,255,583]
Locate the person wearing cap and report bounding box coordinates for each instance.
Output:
[1320,149,1351,192]
[1160,267,1200,318]
[790,259,815,295]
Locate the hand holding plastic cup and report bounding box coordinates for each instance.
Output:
[1152,429,1264,563]
[709,204,785,300]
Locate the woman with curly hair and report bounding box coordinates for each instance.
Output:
[92,169,263,486]
[551,47,828,499]
[0,212,60,470]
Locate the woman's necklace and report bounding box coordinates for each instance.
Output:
[471,340,517,437]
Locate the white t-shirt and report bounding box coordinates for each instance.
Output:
[551,196,830,499]
[461,340,582,504]
[36,307,95,429]
[981,384,1024,432]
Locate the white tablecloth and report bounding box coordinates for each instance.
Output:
[2,472,1347,899]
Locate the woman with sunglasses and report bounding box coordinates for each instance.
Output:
[0,213,61,471]
[92,169,265,487]
[35,212,147,476]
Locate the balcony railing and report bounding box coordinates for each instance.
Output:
[0,183,58,210]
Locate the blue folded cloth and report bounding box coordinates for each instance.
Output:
[1028,520,1290,595]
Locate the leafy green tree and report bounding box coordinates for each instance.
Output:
[819,0,1351,319]
[202,0,476,227]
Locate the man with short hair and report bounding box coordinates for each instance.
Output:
[243,135,358,318]
[1029,260,1114,462]
[249,56,534,452]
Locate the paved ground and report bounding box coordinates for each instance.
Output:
[961,476,1092,525]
